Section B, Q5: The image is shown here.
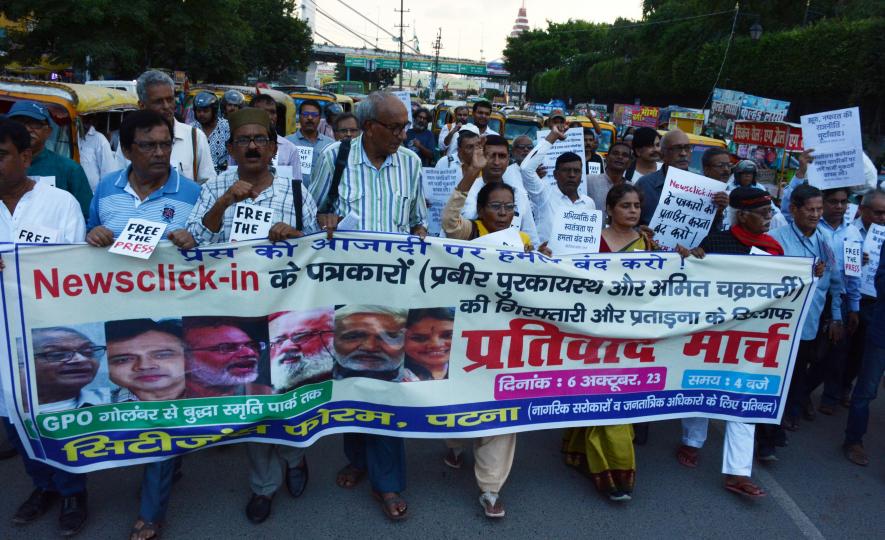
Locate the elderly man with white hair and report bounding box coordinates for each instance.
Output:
[116,70,216,184]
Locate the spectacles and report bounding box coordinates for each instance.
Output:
[513,144,534,150]
[188,341,265,354]
[300,111,320,119]
[371,119,411,136]
[36,346,106,363]
[232,136,271,148]
[486,202,516,213]
[133,140,173,152]
[270,330,334,349]
[666,144,692,153]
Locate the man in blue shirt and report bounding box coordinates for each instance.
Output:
[85,110,200,249]
[404,108,435,166]
[285,100,333,189]
[769,184,844,431]
[843,240,885,466]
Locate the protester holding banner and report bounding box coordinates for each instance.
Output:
[85,110,201,250]
[842,240,885,466]
[518,125,597,245]
[769,184,844,431]
[453,134,539,246]
[586,141,632,223]
[678,186,781,491]
[807,188,863,415]
[186,108,316,246]
[105,319,187,540]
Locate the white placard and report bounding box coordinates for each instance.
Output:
[843,229,863,278]
[471,226,524,249]
[800,107,864,190]
[108,219,167,259]
[29,175,56,187]
[585,162,601,176]
[392,90,414,125]
[336,212,360,230]
[230,202,274,242]
[297,146,314,176]
[422,167,460,236]
[860,223,884,297]
[648,167,726,250]
[750,246,771,256]
[844,202,859,225]
[546,208,603,255]
[15,224,58,244]
[537,127,587,186]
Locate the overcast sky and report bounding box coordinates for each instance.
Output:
[304,0,645,61]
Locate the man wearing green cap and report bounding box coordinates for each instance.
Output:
[7,100,93,219]
[185,108,317,523]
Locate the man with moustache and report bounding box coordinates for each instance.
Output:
[186,107,317,246]
[405,108,436,166]
[286,100,333,188]
[269,308,335,393]
[519,124,596,245]
[624,126,662,183]
[586,141,632,223]
[438,105,470,157]
[181,317,263,398]
[105,319,187,540]
[10,327,108,535]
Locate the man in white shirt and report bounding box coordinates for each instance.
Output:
[519,125,596,244]
[444,101,499,157]
[438,105,469,157]
[116,70,216,184]
[0,117,93,536]
[456,133,538,245]
[77,116,117,191]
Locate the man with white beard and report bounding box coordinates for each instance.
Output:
[269,308,335,392]
[182,318,262,397]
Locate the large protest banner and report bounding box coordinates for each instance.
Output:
[800,107,864,190]
[2,233,814,472]
[708,89,744,137]
[612,105,660,128]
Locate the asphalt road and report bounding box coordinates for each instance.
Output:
[1,388,883,540]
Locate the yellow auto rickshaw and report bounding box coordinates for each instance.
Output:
[503,110,544,143]
[0,77,138,162]
[566,115,617,156]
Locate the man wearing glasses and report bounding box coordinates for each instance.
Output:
[635,129,728,225]
[9,327,108,535]
[180,317,265,398]
[186,108,317,245]
[285,100,334,188]
[85,110,200,250]
[311,91,428,239]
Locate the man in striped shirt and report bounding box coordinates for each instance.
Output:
[311,91,428,237]
[311,91,425,521]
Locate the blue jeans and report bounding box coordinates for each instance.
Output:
[343,434,405,493]
[2,417,86,496]
[139,457,180,522]
[844,341,885,445]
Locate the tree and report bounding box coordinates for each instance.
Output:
[2,0,312,81]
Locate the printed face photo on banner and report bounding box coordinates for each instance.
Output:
[332,305,456,382]
[29,306,458,411]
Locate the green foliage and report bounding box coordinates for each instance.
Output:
[504,2,883,124]
[2,0,312,82]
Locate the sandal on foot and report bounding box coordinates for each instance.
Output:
[130,518,162,540]
[479,491,505,518]
[372,491,408,521]
[725,477,766,498]
[335,464,366,489]
[443,448,463,469]
[676,445,699,468]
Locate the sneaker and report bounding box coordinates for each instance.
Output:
[58,492,87,537]
[11,488,58,525]
[608,490,632,502]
